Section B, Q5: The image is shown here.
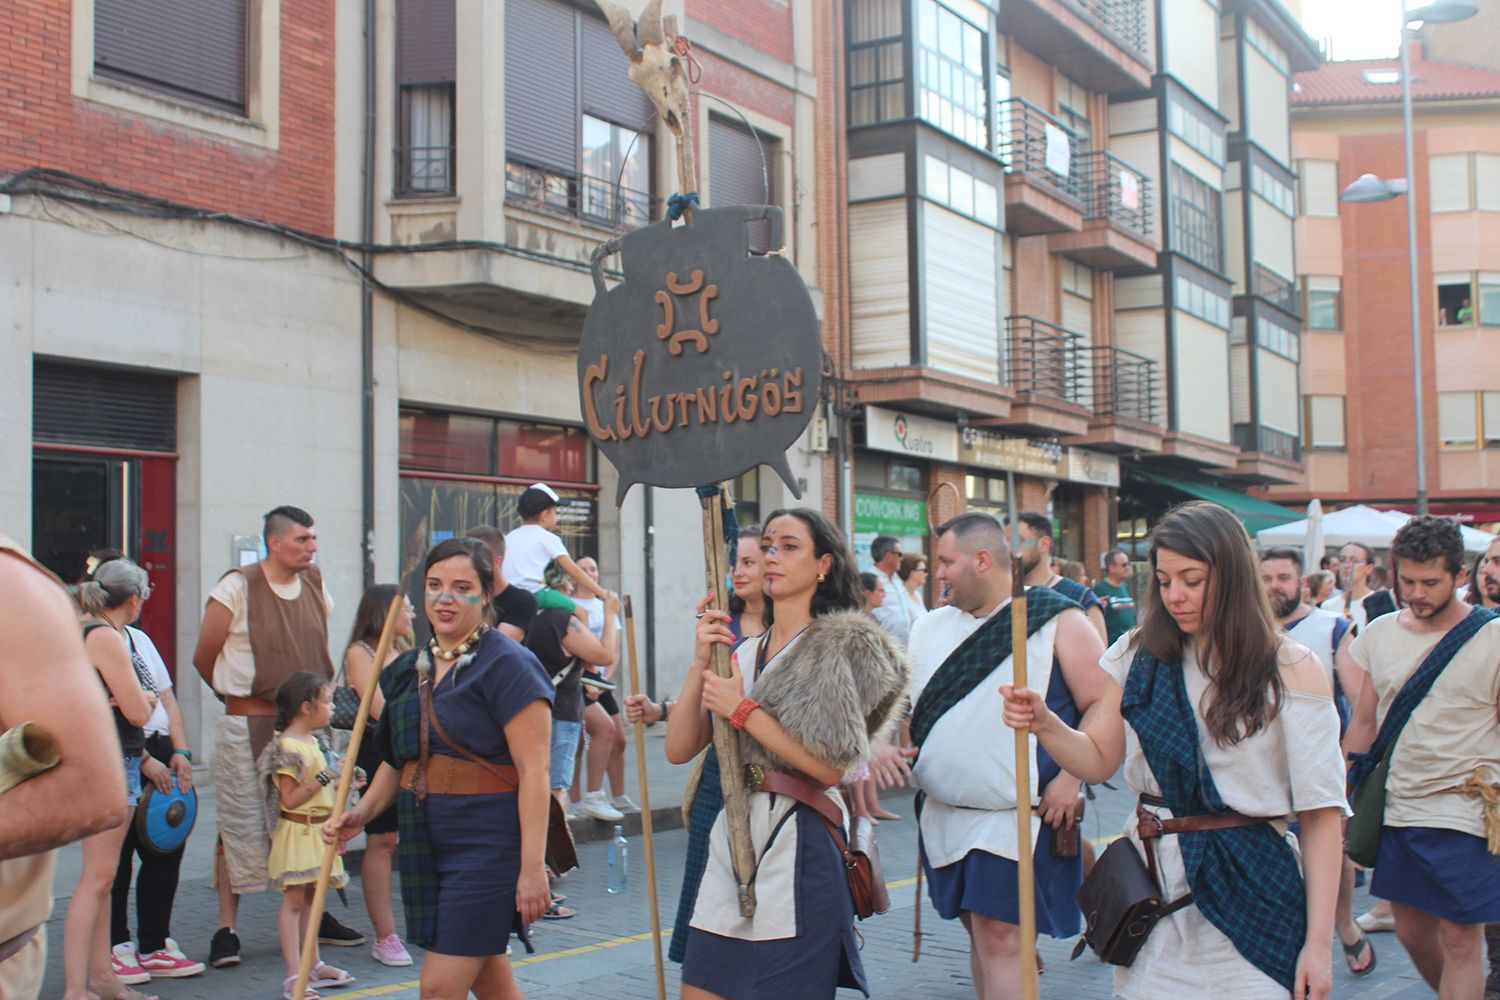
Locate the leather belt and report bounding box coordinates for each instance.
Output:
[750,766,844,833]
[279,810,331,825]
[401,755,517,796]
[224,695,277,717]
[0,924,40,964]
[1136,794,1268,887]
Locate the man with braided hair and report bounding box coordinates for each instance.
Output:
[907,513,1114,1000]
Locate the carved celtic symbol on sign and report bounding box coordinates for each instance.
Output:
[654,268,720,355]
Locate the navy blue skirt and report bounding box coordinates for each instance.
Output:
[1371,825,1500,924]
[920,821,1082,937]
[425,791,523,956]
[681,805,869,999]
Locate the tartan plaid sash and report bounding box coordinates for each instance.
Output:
[669,747,724,964]
[1121,648,1305,991]
[378,651,443,948]
[1362,589,1398,624]
[1347,606,1495,790]
[909,587,1077,751]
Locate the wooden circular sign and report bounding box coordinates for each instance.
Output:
[579,206,823,504]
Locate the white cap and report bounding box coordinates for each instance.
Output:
[530,482,560,503]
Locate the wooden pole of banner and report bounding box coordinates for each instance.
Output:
[701,489,759,917]
[1006,471,1039,1000]
[292,593,406,1000]
[623,596,668,1000]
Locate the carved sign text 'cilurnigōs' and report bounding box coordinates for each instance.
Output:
[578,206,822,504]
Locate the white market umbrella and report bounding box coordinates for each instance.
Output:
[1257,505,1402,551]
[1303,499,1325,574]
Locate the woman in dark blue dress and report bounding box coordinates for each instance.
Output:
[328,538,554,999]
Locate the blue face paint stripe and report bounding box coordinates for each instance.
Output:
[424,590,483,604]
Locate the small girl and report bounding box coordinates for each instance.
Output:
[265,672,355,1000]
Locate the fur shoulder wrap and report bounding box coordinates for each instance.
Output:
[742,611,912,775]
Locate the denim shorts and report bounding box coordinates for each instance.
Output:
[124,755,142,808]
[549,720,583,789]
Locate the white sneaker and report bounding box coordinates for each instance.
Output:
[576,791,625,822]
[611,794,640,813]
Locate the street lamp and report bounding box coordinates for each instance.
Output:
[1340,0,1477,517]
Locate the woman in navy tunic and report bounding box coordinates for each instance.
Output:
[328,538,554,999]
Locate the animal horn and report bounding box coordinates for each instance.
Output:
[592,0,639,57]
[636,0,666,46]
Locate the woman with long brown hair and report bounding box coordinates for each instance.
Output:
[1004,501,1347,999]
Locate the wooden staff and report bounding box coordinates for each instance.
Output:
[623,596,667,1000]
[700,488,758,917]
[1006,472,1039,1000]
[292,592,407,1000]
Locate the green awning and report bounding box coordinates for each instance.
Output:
[1130,468,1302,535]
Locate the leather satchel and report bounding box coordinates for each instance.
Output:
[1072,837,1192,966]
[758,769,889,920]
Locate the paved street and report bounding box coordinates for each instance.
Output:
[40,738,1440,1000]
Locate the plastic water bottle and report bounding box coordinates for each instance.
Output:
[607,824,628,894]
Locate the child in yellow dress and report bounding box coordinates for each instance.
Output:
[266,672,354,1000]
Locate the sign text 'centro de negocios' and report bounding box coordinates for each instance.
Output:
[578,206,823,504]
[959,426,1121,487]
[863,406,960,463]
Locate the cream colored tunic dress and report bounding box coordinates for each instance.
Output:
[1100,633,1350,1000]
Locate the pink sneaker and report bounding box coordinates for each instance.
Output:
[110,942,151,986]
[371,934,413,967]
[138,938,205,978]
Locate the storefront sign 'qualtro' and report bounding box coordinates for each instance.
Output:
[578,207,823,503]
[864,406,960,462]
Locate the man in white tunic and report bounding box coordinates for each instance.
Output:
[907,513,1111,1000]
[1260,546,1374,977]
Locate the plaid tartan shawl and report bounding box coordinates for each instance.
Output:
[1347,606,1496,789]
[909,586,1077,751]
[1361,589,1398,624]
[374,650,444,948]
[1121,648,1305,991]
[669,747,723,964]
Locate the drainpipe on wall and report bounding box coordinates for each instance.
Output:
[360,0,378,589]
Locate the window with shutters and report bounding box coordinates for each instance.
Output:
[1297,159,1338,217]
[93,0,248,114]
[1301,276,1341,330]
[1437,273,1475,326]
[503,0,656,229]
[1304,395,1344,450]
[1439,391,1478,449]
[709,116,779,253]
[396,0,456,196]
[1169,164,1222,270]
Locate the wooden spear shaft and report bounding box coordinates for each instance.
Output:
[292,592,406,1000]
[1007,473,1039,1000]
[623,596,667,1000]
[701,489,758,917]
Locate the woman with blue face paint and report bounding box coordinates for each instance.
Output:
[326,538,555,1000]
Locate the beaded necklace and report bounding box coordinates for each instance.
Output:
[427,622,489,662]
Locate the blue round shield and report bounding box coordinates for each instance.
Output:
[134,776,198,856]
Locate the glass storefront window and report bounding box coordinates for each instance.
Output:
[399,410,493,475]
[497,421,593,483]
[888,460,925,493]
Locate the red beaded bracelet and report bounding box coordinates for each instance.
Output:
[729,697,760,731]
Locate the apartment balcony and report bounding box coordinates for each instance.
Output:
[373,159,659,341]
[997,99,1087,236]
[1048,151,1158,270]
[1252,264,1299,318]
[1226,423,1305,484]
[999,0,1152,94]
[994,316,1093,436]
[1070,345,1165,452]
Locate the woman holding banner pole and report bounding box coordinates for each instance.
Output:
[666,508,909,1000]
[325,538,554,999]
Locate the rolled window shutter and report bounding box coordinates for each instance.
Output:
[581,15,653,129]
[33,362,177,453]
[504,0,579,173]
[398,0,455,84]
[709,116,774,252]
[94,0,247,113]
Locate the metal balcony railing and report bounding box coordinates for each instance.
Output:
[996,98,1083,201]
[395,145,456,197]
[1078,150,1153,239]
[1234,423,1302,462]
[1254,264,1300,317]
[1087,345,1158,424]
[1006,315,1088,406]
[1060,0,1150,60]
[504,160,658,232]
